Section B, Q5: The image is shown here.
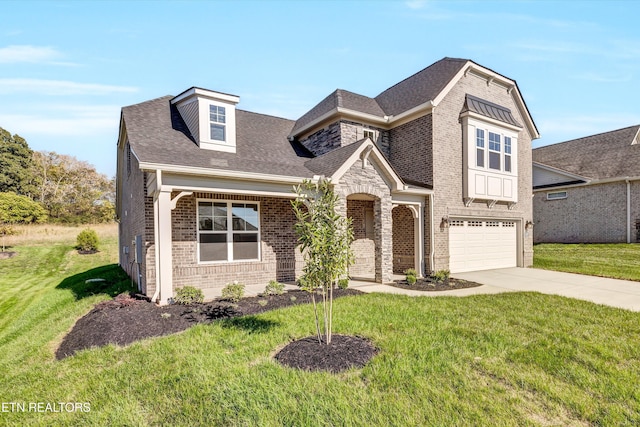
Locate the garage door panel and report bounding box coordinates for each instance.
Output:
[449,219,517,273]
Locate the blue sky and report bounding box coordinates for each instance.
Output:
[2,0,639,177]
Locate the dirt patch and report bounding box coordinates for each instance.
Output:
[275,335,378,373]
[55,288,362,360]
[389,277,483,292]
[0,251,17,259]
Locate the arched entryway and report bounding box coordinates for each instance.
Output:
[346,193,378,281]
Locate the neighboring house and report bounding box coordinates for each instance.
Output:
[116,57,539,304]
[532,125,640,243]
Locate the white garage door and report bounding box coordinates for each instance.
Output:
[449,219,517,273]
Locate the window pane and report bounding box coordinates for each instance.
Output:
[476,148,484,167]
[200,234,227,261]
[505,137,512,154]
[476,129,485,148]
[489,152,501,170]
[233,233,258,260]
[213,217,227,231]
[489,132,500,151]
[505,155,512,172]
[199,217,213,231]
[231,203,259,231]
[198,202,212,217]
[213,203,227,216]
[210,124,225,141]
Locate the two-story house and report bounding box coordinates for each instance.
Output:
[116,57,539,304]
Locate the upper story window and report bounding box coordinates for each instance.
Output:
[476,129,485,168]
[209,105,226,141]
[363,129,375,140]
[488,132,501,170]
[504,137,512,172]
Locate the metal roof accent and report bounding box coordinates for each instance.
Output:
[463,94,522,128]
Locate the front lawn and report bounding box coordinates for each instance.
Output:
[534,243,640,281]
[1,227,640,425]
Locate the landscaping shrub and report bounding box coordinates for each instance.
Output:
[338,278,349,289]
[76,228,99,252]
[432,269,450,283]
[405,268,417,285]
[264,280,285,296]
[174,286,204,305]
[221,281,245,302]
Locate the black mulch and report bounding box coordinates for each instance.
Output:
[55,288,362,360]
[275,335,378,373]
[77,249,99,255]
[389,277,484,292]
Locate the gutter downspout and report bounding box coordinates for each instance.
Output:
[626,179,631,244]
[429,193,435,274]
[150,169,162,304]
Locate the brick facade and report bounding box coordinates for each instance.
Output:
[533,181,639,243]
[301,120,390,157]
[389,114,433,187]
[431,72,534,270]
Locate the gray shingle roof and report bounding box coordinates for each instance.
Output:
[374,57,468,116]
[122,96,315,178]
[290,89,385,136]
[533,125,640,180]
[463,94,522,128]
[304,138,369,177]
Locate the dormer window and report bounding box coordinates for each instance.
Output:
[171,87,239,153]
[210,105,226,141]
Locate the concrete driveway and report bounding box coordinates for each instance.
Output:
[453,268,640,312]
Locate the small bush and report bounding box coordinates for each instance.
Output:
[76,228,99,252]
[221,281,245,302]
[258,300,268,307]
[174,286,204,305]
[264,280,285,296]
[404,268,417,277]
[337,278,349,289]
[432,269,450,283]
[406,275,417,285]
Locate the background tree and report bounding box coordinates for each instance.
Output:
[32,151,114,223]
[292,178,353,345]
[0,192,48,250]
[0,127,37,197]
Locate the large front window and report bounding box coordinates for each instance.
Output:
[197,200,260,262]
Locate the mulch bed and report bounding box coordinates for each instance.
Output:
[77,249,99,255]
[0,251,17,260]
[275,335,378,373]
[389,277,484,292]
[55,288,362,360]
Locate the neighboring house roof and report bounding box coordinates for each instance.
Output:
[463,94,522,128]
[290,89,386,136]
[122,95,314,179]
[374,57,467,116]
[533,125,640,180]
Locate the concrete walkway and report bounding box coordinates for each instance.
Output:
[202,268,640,312]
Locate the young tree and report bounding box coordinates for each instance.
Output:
[292,178,353,345]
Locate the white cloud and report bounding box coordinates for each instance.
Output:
[0,79,138,95]
[0,45,62,63]
[0,105,121,137]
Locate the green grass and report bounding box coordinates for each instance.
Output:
[534,243,640,281]
[1,228,640,425]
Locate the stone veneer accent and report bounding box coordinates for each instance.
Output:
[533,181,637,243]
[334,159,394,283]
[301,120,389,157]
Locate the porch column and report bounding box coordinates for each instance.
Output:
[407,205,425,277]
[154,188,173,305]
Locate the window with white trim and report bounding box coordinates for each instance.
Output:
[488,132,501,170]
[197,200,260,262]
[504,137,512,172]
[476,129,485,167]
[546,191,567,200]
[209,105,226,141]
